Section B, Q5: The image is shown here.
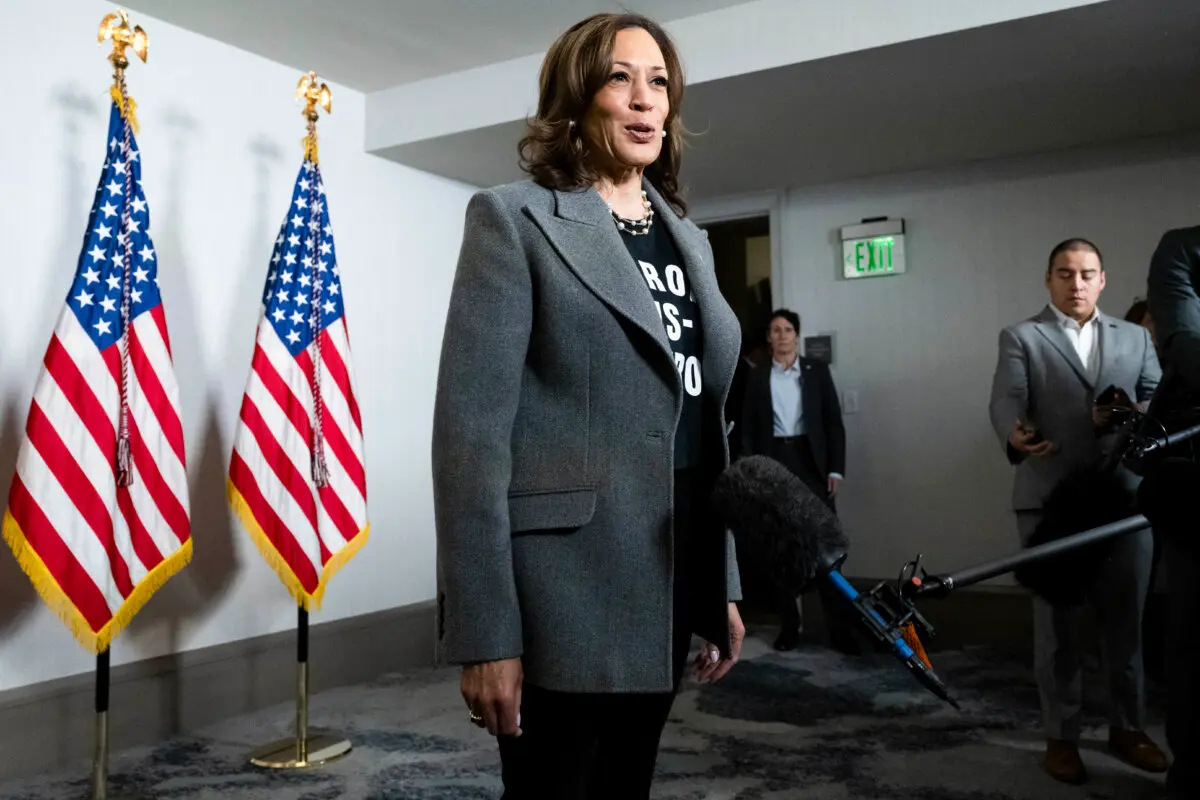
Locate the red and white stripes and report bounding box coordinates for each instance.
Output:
[228,316,366,606]
[3,304,191,650]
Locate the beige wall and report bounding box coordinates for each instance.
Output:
[746,235,772,288]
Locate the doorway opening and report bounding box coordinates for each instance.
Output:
[700,215,773,369]
[700,214,777,619]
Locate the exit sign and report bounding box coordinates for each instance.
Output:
[840,219,906,280]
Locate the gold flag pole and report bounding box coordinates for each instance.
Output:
[91,12,148,800]
[246,73,350,771]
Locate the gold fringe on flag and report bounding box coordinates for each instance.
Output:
[227,480,369,611]
[2,511,192,654]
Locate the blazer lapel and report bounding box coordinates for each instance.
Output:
[648,183,741,407]
[527,188,675,370]
[1034,306,1092,389]
[1093,313,1124,393]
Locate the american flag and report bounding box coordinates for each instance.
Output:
[1,102,191,653]
[227,157,367,608]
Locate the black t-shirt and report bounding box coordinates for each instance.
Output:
[619,219,704,469]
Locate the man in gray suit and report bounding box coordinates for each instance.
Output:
[989,238,1167,785]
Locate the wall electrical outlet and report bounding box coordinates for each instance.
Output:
[843,390,859,415]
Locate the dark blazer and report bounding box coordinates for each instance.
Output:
[1149,225,1200,412]
[431,179,743,694]
[740,357,846,477]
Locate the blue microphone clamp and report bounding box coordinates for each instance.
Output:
[818,551,959,709]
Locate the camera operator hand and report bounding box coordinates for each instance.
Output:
[1009,420,1054,458]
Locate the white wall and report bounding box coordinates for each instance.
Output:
[364,0,1104,152]
[773,137,1200,584]
[0,0,474,691]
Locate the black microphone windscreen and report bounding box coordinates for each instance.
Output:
[712,455,848,596]
[1014,467,1136,606]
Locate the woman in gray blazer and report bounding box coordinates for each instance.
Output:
[432,12,744,798]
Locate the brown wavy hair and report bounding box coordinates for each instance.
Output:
[518,13,687,216]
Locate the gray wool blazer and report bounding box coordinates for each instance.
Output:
[432,178,743,694]
[989,305,1160,511]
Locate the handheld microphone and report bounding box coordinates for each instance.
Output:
[712,456,959,708]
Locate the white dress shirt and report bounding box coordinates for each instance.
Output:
[769,356,842,481]
[1049,304,1101,384]
[770,358,804,437]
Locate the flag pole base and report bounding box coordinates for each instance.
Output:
[247,608,351,769]
[247,730,352,769]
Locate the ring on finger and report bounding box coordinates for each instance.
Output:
[468,708,483,723]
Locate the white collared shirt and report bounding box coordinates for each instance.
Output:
[770,357,804,437]
[768,356,844,481]
[1049,304,1101,384]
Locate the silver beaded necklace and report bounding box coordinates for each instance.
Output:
[607,189,654,236]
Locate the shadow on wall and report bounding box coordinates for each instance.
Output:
[117,108,234,732]
[0,84,104,637]
[123,115,289,732]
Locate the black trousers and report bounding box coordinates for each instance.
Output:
[1165,538,1200,798]
[497,470,697,799]
[767,437,850,637]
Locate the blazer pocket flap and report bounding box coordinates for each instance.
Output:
[508,488,597,534]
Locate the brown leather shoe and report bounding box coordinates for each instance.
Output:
[1108,728,1170,773]
[1043,739,1087,785]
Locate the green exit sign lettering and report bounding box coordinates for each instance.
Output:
[839,219,907,280]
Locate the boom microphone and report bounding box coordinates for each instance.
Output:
[712,456,959,708]
[710,454,847,596]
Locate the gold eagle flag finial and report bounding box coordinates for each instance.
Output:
[98,9,148,132]
[98,9,149,72]
[296,72,332,162]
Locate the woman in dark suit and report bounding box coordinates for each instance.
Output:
[741,309,852,653]
[431,13,744,798]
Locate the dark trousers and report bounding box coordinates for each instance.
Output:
[497,470,697,799]
[1165,538,1200,798]
[767,437,850,637]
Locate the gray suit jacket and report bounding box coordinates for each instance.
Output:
[989,305,1161,511]
[432,179,743,693]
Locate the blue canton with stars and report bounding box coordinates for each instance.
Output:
[261,160,344,357]
[69,103,161,351]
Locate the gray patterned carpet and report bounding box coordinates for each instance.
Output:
[0,626,1170,799]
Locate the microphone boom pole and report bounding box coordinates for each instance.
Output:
[911,514,1150,599]
[908,404,1200,601]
